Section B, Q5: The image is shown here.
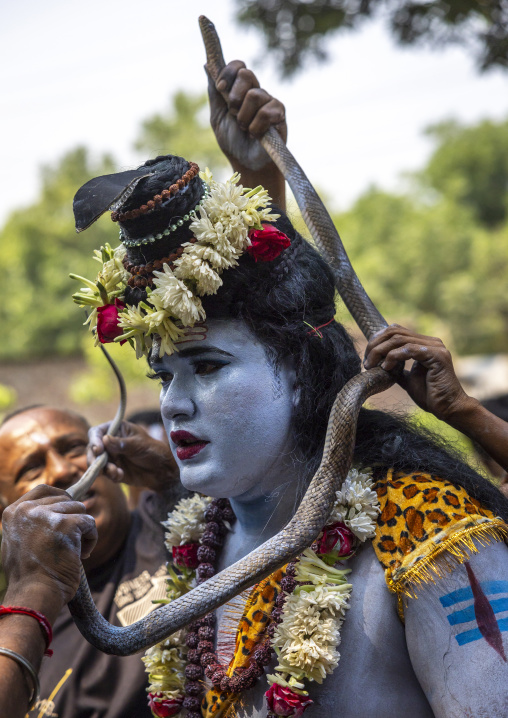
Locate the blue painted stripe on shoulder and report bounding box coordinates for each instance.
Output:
[456,627,482,645]
[455,618,508,646]
[440,581,508,608]
[440,587,472,607]
[447,597,508,626]
[448,605,475,625]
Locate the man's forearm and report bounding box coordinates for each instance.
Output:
[445,397,508,473]
[0,586,61,718]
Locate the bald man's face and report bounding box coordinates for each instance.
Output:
[0,408,131,569]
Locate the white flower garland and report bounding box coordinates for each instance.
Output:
[144,469,379,715]
[71,171,279,358]
[267,468,379,697]
[162,494,213,550]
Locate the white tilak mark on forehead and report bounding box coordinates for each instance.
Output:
[25,432,50,446]
[174,323,208,345]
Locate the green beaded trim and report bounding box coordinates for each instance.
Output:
[119,185,210,248]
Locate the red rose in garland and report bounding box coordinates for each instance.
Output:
[318,521,355,558]
[265,684,313,717]
[148,692,183,717]
[247,224,291,262]
[96,298,126,344]
[172,543,199,569]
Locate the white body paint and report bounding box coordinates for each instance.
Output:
[152,319,508,716]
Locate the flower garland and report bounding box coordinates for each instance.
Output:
[146,469,379,718]
[71,170,288,358]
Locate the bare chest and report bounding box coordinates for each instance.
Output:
[215,544,434,718]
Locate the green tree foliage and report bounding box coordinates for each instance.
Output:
[421,118,508,227]
[0,147,116,360]
[334,120,508,355]
[135,91,227,172]
[235,0,508,77]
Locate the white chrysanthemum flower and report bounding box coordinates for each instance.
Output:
[328,468,380,541]
[190,211,222,245]
[173,255,222,295]
[143,632,187,695]
[152,264,206,326]
[272,565,351,684]
[272,595,342,682]
[345,513,377,539]
[296,585,350,617]
[162,494,213,548]
[181,242,238,271]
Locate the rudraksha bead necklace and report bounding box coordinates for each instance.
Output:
[181,497,298,717]
[111,162,200,223]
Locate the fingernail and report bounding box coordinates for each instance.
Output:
[216,79,227,91]
[363,359,371,369]
[381,361,387,370]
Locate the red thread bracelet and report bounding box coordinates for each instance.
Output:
[0,606,53,656]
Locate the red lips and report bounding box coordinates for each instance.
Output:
[170,430,209,461]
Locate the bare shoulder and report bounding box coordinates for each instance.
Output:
[405,542,508,718]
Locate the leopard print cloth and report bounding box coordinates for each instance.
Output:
[202,568,285,718]
[373,469,508,618]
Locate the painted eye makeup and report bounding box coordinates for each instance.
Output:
[193,359,230,376]
[146,370,173,387]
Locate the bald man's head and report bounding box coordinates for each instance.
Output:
[0,406,131,569]
[0,407,91,504]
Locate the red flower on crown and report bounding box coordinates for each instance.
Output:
[247,224,291,262]
[96,298,126,344]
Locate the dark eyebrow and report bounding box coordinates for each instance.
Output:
[54,433,88,451]
[14,450,44,483]
[149,346,234,368]
[177,346,234,359]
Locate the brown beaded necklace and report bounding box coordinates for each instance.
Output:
[181,498,298,718]
[122,238,198,289]
[111,162,199,223]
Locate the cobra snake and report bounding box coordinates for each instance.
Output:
[66,16,395,655]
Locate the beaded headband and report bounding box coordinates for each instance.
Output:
[71,163,291,359]
[119,184,210,248]
[111,162,200,222]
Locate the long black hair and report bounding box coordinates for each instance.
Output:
[120,155,508,521]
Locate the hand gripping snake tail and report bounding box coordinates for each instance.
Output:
[68,16,395,655]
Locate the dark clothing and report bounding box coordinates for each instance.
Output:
[29,492,168,718]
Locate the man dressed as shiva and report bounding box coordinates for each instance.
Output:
[70,54,508,718]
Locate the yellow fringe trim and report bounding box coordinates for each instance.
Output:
[385,517,508,621]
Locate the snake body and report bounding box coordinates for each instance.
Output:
[68,16,394,655]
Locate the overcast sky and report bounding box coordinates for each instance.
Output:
[2,0,508,225]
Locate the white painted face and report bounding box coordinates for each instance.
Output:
[150,320,297,499]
